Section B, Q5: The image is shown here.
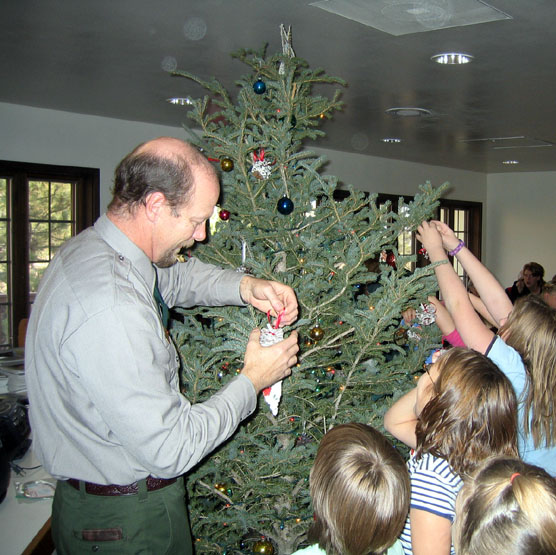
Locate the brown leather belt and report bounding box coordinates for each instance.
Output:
[66,476,177,496]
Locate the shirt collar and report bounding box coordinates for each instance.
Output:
[94,213,156,287]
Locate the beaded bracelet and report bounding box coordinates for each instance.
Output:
[448,239,465,256]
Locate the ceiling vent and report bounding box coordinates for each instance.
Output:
[460,136,554,149]
[309,0,512,36]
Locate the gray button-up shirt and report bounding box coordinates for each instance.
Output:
[25,214,256,484]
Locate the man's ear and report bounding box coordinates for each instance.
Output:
[144,192,167,223]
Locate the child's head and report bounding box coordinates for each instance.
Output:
[453,457,556,554]
[542,280,556,309]
[308,423,410,555]
[499,294,556,447]
[415,348,518,477]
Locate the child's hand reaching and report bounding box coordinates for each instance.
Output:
[429,220,461,253]
[416,221,445,258]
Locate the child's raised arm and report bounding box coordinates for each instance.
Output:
[430,220,513,327]
[416,221,494,354]
[384,388,419,449]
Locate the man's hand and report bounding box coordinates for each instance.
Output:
[239,276,298,326]
[240,329,299,393]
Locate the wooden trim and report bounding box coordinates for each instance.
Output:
[22,516,54,555]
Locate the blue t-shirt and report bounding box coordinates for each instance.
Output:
[486,336,556,476]
[400,452,463,555]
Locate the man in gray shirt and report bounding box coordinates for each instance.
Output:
[25,137,299,554]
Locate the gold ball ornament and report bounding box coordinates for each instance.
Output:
[253,539,274,554]
[220,157,234,172]
[309,325,325,341]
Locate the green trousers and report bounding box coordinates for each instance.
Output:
[52,477,192,554]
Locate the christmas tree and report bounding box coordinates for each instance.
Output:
[171,26,445,554]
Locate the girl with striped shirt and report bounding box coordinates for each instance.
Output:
[384,348,518,555]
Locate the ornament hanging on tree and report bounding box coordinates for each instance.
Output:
[251,149,273,179]
[260,310,285,416]
[276,196,294,215]
[418,247,429,260]
[220,157,234,172]
[386,252,397,268]
[253,538,274,554]
[219,209,230,221]
[309,325,325,341]
[253,78,266,94]
[416,302,436,326]
[236,240,253,275]
[394,327,408,346]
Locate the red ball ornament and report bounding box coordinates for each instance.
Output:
[219,209,230,221]
[386,252,396,268]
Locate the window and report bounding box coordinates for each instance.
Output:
[377,194,482,280]
[0,161,99,348]
[439,200,482,286]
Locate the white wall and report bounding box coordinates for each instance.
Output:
[0,102,186,210]
[313,146,487,203]
[486,172,556,286]
[2,101,553,285]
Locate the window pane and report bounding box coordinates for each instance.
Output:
[0,263,7,296]
[51,222,72,254]
[50,182,73,220]
[29,222,50,261]
[0,262,8,346]
[29,262,49,294]
[0,222,6,261]
[0,304,9,346]
[29,181,50,219]
[0,178,6,219]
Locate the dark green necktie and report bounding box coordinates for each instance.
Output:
[153,267,170,330]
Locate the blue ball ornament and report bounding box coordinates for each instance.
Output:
[253,78,266,94]
[276,196,294,215]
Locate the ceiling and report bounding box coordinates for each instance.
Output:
[2,0,556,173]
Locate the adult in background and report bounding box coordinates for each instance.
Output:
[25,137,299,554]
[505,261,545,303]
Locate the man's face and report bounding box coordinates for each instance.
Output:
[154,170,219,267]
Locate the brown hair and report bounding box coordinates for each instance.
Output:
[498,295,556,448]
[415,348,518,478]
[308,423,410,555]
[523,261,545,280]
[454,457,556,554]
[108,139,215,215]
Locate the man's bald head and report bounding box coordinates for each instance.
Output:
[108,137,218,216]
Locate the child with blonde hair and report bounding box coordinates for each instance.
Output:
[384,348,518,555]
[417,221,556,475]
[454,457,556,554]
[293,423,410,555]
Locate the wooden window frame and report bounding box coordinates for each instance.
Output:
[0,161,100,347]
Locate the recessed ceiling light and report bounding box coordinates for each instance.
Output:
[381,138,402,143]
[386,107,431,117]
[431,52,473,65]
[502,160,519,165]
[166,97,194,106]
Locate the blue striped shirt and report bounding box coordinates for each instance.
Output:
[400,452,463,555]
